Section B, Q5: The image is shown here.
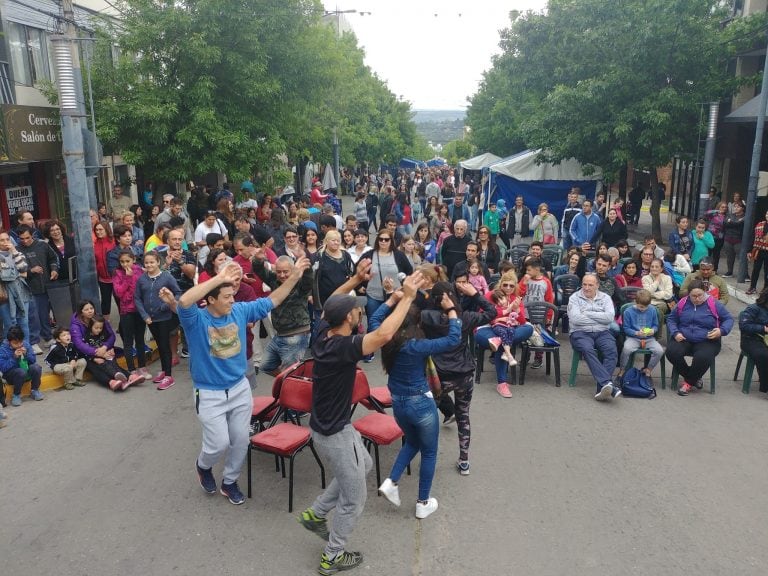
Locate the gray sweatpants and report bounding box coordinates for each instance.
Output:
[620,337,664,371]
[311,424,372,556]
[195,378,252,484]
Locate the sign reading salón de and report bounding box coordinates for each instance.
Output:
[0,105,62,162]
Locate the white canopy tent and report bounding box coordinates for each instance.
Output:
[488,149,603,181]
[459,152,502,171]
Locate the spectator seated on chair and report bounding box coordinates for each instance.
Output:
[738,288,768,393]
[665,278,733,397]
[0,325,43,407]
[474,270,534,396]
[567,273,620,402]
[519,258,555,369]
[619,289,665,379]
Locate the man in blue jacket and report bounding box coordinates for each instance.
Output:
[569,200,602,252]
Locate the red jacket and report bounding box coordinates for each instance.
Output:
[93,236,115,283]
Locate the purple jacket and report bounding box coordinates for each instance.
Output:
[69,313,117,358]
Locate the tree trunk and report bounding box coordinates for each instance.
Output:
[649,169,662,243]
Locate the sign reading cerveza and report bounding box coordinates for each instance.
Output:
[0,105,62,162]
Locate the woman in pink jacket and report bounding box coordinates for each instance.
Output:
[112,249,150,381]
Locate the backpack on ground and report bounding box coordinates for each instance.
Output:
[620,367,657,399]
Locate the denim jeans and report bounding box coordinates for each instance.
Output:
[0,301,29,343]
[389,393,439,501]
[475,324,534,384]
[261,332,309,374]
[570,330,618,391]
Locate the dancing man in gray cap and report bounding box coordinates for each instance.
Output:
[298,259,425,575]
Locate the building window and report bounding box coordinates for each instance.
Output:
[7,22,54,87]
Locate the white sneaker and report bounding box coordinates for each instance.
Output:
[378,478,401,507]
[594,383,613,402]
[32,344,43,355]
[415,498,438,519]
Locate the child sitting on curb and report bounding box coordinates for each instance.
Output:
[0,326,44,406]
[83,315,143,391]
[45,327,87,390]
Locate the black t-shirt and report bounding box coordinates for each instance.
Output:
[309,320,365,436]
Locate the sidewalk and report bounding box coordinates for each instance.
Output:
[628,202,756,306]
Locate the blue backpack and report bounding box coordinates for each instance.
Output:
[620,367,657,399]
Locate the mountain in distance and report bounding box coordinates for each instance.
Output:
[413,109,466,146]
[412,109,466,123]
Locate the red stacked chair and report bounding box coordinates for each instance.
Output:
[246,361,325,512]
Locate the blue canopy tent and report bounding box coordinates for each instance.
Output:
[399,158,427,170]
[426,157,447,167]
[486,150,603,224]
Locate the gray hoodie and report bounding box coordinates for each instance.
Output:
[566,289,614,333]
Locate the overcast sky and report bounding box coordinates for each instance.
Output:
[322,0,548,110]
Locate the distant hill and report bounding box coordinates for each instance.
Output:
[413,109,466,146]
[412,109,466,123]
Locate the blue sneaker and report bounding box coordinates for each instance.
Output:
[220,481,245,505]
[196,461,217,494]
[30,390,44,401]
[11,395,21,407]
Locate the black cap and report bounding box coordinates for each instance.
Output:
[323,294,366,327]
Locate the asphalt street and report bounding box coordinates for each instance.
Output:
[2,195,766,576]
[2,305,766,576]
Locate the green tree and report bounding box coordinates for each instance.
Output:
[468,0,766,240]
[90,0,423,184]
[442,139,475,166]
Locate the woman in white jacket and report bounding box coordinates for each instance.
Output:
[642,259,674,333]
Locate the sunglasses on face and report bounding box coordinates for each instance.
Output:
[501,283,514,288]
[378,237,391,242]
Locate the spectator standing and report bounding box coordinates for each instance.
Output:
[747,209,768,295]
[721,203,745,278]
[16,225,58,351]
[506,195,532,246]
[561,190,582,250]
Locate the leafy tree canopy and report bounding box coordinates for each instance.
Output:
[90,0,422,182]
[468,0,767,175]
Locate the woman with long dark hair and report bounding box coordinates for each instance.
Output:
[475,225,500,275]
[373,290,460,519]
[93,221,115,315]
[361,229,413,320]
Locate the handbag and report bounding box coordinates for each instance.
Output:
[425,356,441,397]
[620,367,657,399]
[0,282,7,304]
[527,327,545,347]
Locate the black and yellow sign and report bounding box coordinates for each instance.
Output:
[0,105,62,162]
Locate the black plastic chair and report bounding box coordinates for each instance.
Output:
[505,245,529,267]
[542,246,564,270]
[553,274,581,333]
[518,302,561,386]
[620,286,641,302]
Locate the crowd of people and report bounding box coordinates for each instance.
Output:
[2,169,768,576]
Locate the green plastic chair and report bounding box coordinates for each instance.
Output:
[618,303,666,389]
[670,362,716,394]
[733,352,755,394]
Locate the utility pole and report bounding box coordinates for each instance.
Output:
[738,32,768,284]
[62,0,98,209]
[50,2,100,307]
[697,102,719,219]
